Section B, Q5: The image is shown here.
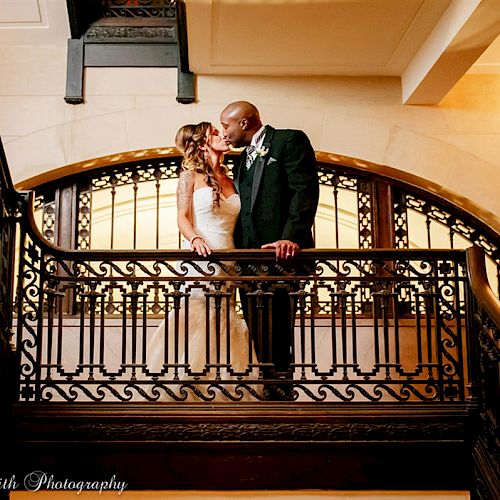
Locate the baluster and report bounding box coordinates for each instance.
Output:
[205,288,211,371]
[265,286,273,373]
[339,284,349,380]
[141,292,148,372]
[350,291,358,371]
[78,285,86,372]
[44,281,58,380]
[308,283,317,376]
[422,282,435,380]
[121,288,127,370]
[154,169,161,250]
[33,210,46,401]
[297,283,308,381]
[169,282,183,379]
[213,282,222,380]
[381,287,391,380]
[252,284,264,368]
[132,172,139,250]
[454,259,465,400]
[109,176,117,249]
[182,294,189,377]
[127,281,145,379]
[372,285,381,375]
[415,291,423,369]
[56,286,64,370]
[426,213,432,248]
[225,286,231,376]
[86,281,102,381]
[152,281,161,316]
[333,179,340,248]
[162,292,169,374]
[393,290,401,370]
[330,287,338,373]
[244,284,254,368]
[99,292,106,375]
[434,272,444,401]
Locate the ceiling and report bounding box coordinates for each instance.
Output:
[186,0,500,104]
[188,0,453,74]
[1,0,500,104]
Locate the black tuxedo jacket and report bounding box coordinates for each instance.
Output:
[233,125,319,249]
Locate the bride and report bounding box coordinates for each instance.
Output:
[146,122,260,402]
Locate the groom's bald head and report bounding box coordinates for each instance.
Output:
[220,101,263,147]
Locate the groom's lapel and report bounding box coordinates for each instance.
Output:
[250,126,274,212]
[234,152,245,193]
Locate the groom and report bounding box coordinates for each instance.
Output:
[220,101,319,394]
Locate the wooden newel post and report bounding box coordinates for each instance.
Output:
[371,180,395,249]
[55,181,79,315]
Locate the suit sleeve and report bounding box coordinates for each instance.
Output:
[281,130,319,246]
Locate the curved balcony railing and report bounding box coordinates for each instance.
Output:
[24,152,500,299]
[9,190,472,403]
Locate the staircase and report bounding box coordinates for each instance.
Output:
[1,138,499,497]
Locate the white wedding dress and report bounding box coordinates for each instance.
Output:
[145,187,260,402]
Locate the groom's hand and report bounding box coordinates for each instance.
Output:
[261,240,299,261]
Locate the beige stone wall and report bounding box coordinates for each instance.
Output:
[0,45,499,217]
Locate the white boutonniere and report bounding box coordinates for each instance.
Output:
[256,146,269,157]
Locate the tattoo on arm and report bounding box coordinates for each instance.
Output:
[176,171,194,209]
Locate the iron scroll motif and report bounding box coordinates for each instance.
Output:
[101,0,176,18]
[14,217,470,403]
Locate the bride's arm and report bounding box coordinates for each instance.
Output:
[176,170,211,256]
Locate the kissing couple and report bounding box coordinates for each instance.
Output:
[147,101,319,401]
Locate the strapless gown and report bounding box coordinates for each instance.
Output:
[146,187,260,401]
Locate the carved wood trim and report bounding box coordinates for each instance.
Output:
[14,402,471,443]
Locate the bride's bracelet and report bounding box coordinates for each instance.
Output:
[190,235,203,247]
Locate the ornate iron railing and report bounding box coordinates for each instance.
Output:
[101,0,176,18]
[31,155,500,300]
[15,191,472,403]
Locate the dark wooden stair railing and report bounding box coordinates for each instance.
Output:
[466,246,500,500]
[0,138,21,498]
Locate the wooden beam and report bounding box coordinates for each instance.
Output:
[177,70,195,104]
[64,38,84,105]
[402,0,500,104]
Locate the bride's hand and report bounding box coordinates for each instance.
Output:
[191,236,211,256]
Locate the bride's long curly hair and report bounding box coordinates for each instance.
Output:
[175,121,226,208]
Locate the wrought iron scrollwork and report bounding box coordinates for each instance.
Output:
[13,234,471,403]
[101,0,176,18]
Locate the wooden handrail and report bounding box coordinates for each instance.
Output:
[466,245,500,330]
